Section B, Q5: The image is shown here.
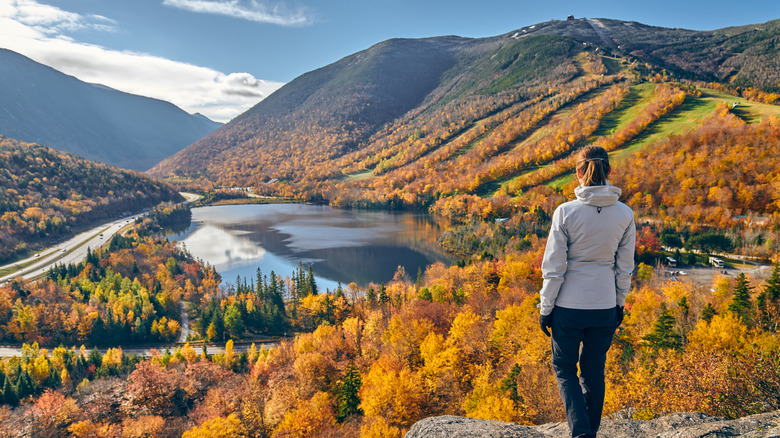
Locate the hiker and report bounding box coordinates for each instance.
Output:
[538,145,636,438]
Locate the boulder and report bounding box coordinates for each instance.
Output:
[404,410,780,438]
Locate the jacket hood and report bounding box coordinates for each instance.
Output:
[575,183,622,207]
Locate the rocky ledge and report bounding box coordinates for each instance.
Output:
[404,410,780,438]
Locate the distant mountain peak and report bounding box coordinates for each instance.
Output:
[0,48,221,171]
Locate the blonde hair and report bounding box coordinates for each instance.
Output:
[576,145,610,186]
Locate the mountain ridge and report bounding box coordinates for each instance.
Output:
[149,17,780,212]
[0,48,221,171]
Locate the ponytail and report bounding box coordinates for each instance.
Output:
[576,145,610,186]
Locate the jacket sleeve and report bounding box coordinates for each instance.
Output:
[539,206,568,316]
[614,216,636,306]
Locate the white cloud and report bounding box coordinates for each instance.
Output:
[11,0,117,34]
[0,0,284,122]
[162,0,312,27]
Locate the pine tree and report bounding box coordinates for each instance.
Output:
[2,376,18,406]
[16,370,34,400]
[268,271,286,317]
[729,272,753,324]
[701,302,717,322]
[336,363,362,423]
[378,284,389,305]
[643,303,681,350]
[307,267,318,296]
[44,364,62,389]
[88,347,103,368]
[499,363,523,408]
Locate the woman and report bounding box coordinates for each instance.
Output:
[538,145,635,438]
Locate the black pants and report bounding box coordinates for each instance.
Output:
[551,306,617,438]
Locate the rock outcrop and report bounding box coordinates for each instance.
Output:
[404,410,780,437]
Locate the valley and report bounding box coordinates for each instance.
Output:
[1,15,780,438]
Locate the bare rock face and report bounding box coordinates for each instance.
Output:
[404,410,780,438]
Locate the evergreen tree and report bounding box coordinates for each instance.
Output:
[378,284,389,305]
[256,268,264,298]
[2,376,18,406]
[16,370,35,399]
[499,363,523,408]
[90,316,106,346]
[643,303,681,350]
[307,267,318,296]
[336,363,362,423]
[701,302,717,322]
[678,296,689,318]
[729,272,753,323]
[267,271,287,317]
[44,365,62,389]
[211,310,225,341]
[88,347,103,368]
[366,287,376,304]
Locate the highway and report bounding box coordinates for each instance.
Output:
[0,341,278,358]
[0,216,140,284]
[0,192,201,285]
[0,193,211,357]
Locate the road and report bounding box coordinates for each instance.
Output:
[0,192,201,285]
[178,301,191,343]
[0,341,278,358]
[0,216,140,284]
[0,192,218,358]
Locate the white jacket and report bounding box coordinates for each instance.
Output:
[539,184,636,316]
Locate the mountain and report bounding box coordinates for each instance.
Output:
[0,135,182,262]
[149,18,780,211]
[0,48,221,171]
[518,17,780,89]
[150,33,580,181]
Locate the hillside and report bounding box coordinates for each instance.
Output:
[149,32,585,183]
[150,17,780,219]
[0,135,182,262]
[0,48,221,171]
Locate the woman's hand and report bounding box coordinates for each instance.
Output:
[540,312,554,337]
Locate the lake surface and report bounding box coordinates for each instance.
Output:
[167,204,451,292]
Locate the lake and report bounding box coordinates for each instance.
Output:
[167,203,451,292]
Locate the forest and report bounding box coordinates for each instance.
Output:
[1,229,778,437]
[0,203,210,347]
[0,136,182,263]
[3,18,780,438]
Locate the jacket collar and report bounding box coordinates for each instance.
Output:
[574,183,621,207]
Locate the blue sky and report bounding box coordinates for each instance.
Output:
[1,0,779,122]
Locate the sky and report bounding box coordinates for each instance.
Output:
[1,0,779,122]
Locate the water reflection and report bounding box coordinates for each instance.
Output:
[168,204,450,291]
